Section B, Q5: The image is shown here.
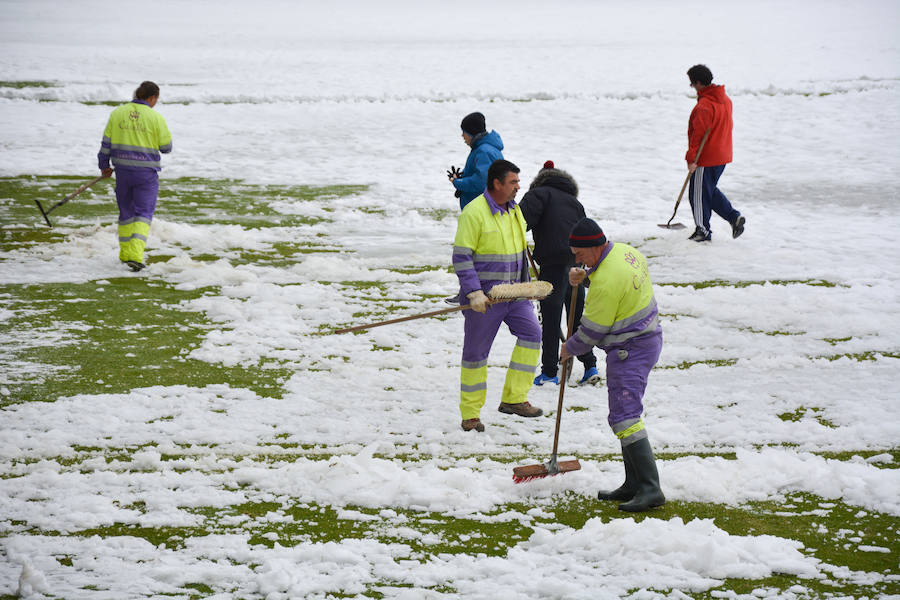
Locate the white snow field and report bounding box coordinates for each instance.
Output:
[1,0,899,598]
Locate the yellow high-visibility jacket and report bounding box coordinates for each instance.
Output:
[452,193,529,299]
[98,100,172,171]
[566,242,660,353]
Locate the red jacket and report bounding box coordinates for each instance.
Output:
[686,84,732,166]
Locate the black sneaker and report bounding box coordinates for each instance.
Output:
[688,227,711,242]
[444,295,460,305]
[125,260,146,272]
[731,216,746,239]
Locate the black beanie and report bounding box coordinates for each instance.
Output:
[569,217,607,247]
[461,112,486,136]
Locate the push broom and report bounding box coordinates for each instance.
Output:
[512,280,583,483]
[658,127,710,230]
[35,174,107,227]
[329,280,553,335]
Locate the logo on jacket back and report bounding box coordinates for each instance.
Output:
[119,110,147,133]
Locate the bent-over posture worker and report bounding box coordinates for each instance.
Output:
[452,159,543,433]
[98,80,172,271]
[560,218,665,512]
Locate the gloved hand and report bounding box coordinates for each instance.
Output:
[569,266,587,286]
[454,189,462,198]
[466,290,489,313]
[447,166,463,180]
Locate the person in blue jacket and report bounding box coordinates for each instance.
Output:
[448,112,504,210]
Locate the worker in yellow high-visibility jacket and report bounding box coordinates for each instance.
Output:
[452,159,543,433]
[561,217,665,512]
[97,81,172,272]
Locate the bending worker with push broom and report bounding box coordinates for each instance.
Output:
[560,218,665,512]
[452,159,544,433]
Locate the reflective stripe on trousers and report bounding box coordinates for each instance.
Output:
[118,217,151,263]
[459,338,540,420]
[459,300,541,419]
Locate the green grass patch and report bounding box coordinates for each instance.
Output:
[659,358,739,370]
[38,493,899,597]
[0,279,290,406]
[0,80,57,89]
[658,278,842,289]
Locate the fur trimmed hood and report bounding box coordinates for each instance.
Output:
[528,167,578,198]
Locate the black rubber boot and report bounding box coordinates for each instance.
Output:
[618,438,665,512]
[597,449,635,502]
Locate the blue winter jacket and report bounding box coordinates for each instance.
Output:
[452,130,504,209]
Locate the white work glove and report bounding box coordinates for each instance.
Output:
[466,290,489,313]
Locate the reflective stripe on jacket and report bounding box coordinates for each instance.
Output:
[452,193,529,301]
[98,100,172,171]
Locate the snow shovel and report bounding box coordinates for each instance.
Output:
[658,128,710,230]
[329,281,553,335]
[512,282,582,483]
[35,174,107,227]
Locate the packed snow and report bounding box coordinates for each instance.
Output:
[1,0,899,598]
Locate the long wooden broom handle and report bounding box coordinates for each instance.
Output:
[331,303,470,335]
[667,127,711,226]
[66,175,106,201]
[551,277,580,456]
[330,295,547,335]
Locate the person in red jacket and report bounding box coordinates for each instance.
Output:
[685,64,745,242]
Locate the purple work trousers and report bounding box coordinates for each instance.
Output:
[605,329,663,427]
[115,167,159,221]
[462,300,541,361]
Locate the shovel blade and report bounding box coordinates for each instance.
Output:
[512,459,581,483]
[657,222,686,230]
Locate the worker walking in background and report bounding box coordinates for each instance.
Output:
[452,159,543,433]
[561,218,665,512]
[685,64,745,243]
[98,80,172,271]
[519,160,599,386]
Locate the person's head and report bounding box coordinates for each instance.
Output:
[460,111,486,146]
[569,217,608,266]
[134,81,160,107]
[687,64,713,90]
[487,159,520,205]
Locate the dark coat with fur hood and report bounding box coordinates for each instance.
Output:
[519,168,586,266]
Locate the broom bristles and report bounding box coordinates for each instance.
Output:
[488,281,552,300]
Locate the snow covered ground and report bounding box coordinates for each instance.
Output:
[1,0,899,598]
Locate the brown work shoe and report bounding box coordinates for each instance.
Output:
[461,418,485,432]
[498,402,543,417]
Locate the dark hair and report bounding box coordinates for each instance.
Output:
[687,65,713,86]
[134,81,160,100]
[487,159,520,190]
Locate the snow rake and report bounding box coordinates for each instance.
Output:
[35,174,106,227]
[658,127,710,230]
[513,281,582,483]
[329,281,553,335]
